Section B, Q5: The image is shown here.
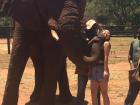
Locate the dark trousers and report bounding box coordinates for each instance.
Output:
[76,74,100,105]
[76,74,88,104]
[124,82,140,105]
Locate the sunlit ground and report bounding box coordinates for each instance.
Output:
[0,37,140,105]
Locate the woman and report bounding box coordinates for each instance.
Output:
[89,29,111,105]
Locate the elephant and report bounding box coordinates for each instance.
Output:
[2,21,72,105]
[26,53,73,105]
[0,0,92,105]
[27,51,73,104]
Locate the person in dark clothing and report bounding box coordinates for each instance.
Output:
[124,28,140,105]
[75,19,101,105]
[84,29,111,105]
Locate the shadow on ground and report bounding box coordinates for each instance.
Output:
[25,95,89,105]
[56,96,89,105]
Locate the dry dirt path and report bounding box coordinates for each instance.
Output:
[0,38,140,105]
[0,61,140,105]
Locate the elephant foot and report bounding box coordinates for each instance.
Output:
[25,101,39,105]
[56,95,73,104]
[75,100,89,105]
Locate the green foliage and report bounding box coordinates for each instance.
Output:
[0,17,12,26]
[0,11,12,26]
[85,0,140,25]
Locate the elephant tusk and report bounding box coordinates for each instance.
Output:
[51,29,59,41]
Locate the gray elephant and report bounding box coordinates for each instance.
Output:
[27,50,72,104]
[0,0,91,105]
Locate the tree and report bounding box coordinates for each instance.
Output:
[85,0,140,25]
[109,0,140,25]
[0,11,12,26]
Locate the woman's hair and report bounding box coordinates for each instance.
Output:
[101,29,110,41]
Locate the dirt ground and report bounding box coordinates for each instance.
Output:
[0,38,140,105]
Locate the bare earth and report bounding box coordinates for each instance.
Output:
[0,38,140,105]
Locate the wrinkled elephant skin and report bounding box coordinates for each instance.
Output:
[0,0,88,105]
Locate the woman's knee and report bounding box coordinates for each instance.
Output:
[101,90,108,98]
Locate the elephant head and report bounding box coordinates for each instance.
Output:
[49,18,100,70]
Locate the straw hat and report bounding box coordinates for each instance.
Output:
[86,19,96,30]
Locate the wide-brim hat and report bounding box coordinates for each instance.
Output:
[86,19,96,30]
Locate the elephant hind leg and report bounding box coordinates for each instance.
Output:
[2,38,29,105]
[2,21,30,105]
[39,69,57,105]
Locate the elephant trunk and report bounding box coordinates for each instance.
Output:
[83,55,97,63]
[59,29,90,69]
[83,42,101,63]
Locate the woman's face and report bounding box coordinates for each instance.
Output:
[101,30,110,41]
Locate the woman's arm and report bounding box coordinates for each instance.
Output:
[104,41,111,74]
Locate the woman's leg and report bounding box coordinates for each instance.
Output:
[99,81,110,105]
[90,80,99,105]
[97,88,101,105]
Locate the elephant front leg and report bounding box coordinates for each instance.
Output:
[39,44,65,105]
[39,65,58,105]
[29,59,43,103]
[27,48,44,104]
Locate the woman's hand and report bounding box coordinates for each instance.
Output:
[104,70,110,81]
[130,63,134,69]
